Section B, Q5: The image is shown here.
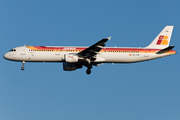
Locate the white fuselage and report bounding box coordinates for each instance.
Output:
[3,26,176,74]
[3,46,176,63]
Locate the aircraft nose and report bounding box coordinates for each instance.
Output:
[3,53,10,60]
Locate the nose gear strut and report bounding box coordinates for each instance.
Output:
[21,61,25,70]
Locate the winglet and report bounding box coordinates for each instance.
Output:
[107,36,112,40]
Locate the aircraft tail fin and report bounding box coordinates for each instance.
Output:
[146,26,174,49]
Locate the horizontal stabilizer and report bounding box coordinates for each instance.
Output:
[156,46,175,54]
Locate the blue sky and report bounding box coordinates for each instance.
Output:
[0,0,180,120]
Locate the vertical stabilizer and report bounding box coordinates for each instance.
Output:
[146,26,174,49]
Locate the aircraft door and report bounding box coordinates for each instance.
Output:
[144,49,149,57]
[21,47,26,55]
[55,47,60,55]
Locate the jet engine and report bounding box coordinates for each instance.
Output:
[64,54,78,63]
[63,62,82,71]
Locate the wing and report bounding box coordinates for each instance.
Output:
[77,36,111,59]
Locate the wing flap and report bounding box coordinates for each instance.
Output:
[77,37,111,58]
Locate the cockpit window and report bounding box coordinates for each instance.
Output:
[10,49,16,52]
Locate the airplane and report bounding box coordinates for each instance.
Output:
[3,26,176,74]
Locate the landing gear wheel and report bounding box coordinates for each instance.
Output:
[21,67,24,70]
[86,69,91,75]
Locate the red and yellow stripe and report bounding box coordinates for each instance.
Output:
[26,46,176,54]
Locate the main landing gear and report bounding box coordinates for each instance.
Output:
[86,64,92,75]
[21,61,25,70]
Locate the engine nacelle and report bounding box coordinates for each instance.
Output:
[63,62,82,71]
[64,54,78,63]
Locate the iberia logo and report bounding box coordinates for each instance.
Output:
[156,35,168,45]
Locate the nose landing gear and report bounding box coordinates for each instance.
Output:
[21,61,25,70]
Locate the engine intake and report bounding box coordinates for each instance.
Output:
[63,62,82,71]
